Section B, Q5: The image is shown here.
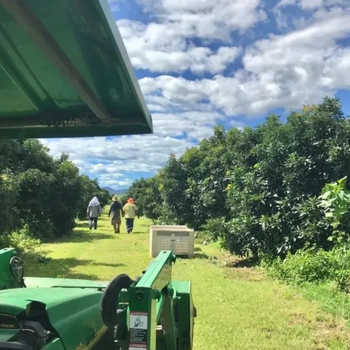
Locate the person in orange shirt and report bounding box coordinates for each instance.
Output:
[123,198,138,233]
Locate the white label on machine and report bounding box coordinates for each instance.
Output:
[129,312,148,350]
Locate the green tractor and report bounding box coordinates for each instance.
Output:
[0,248,195,350]
[0,1,196,349]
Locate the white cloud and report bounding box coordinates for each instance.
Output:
[140,8,350,116]
[242,8,350,109]
[138,0,266,39]
[87,163,125,176]
[275,0,297,7]
[300,0,323,9]
[118,19,241,74]
[108,0,122,11]
[87,171,133,189]
[94,174,133,189]
[153,111,228,139]
[41,135,197,188]
[273,9,289,30]
[276,0,349,10]
[140,75,211,106]
[116,0,264,75]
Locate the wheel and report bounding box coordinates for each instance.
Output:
[100,274,134,327]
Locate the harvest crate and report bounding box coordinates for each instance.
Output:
[150,225,195,258]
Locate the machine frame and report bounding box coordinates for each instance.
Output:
[0,0,152,138]
[0,248,195,350]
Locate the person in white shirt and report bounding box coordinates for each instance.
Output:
[87,196,101,230]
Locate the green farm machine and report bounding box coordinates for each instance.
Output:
[0,248,195,350]
[0,1,196,349]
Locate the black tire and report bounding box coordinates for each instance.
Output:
[100,274,134,327]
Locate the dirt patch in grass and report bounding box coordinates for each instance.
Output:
[209,250,267,281]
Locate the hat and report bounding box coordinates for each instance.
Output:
[112,195,118,201]
[127,198,134,203]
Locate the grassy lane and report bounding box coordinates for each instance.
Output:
[26,213,350,349]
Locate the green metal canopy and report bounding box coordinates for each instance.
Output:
[0,0,153,139]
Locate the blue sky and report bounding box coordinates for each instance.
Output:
[42,0,350,189]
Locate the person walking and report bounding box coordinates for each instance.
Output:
[123,198,138,233]
[87,195,101,230]
[108,196,122,233]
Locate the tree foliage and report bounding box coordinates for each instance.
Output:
[76,175,110,220]
[0,140,109,240]
[125,176,163,220]
[127,97,350,257]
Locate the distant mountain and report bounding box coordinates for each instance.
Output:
[103,187,128,195]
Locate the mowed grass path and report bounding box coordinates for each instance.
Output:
[26,213,350,350]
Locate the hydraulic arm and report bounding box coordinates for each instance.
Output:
[100,250,195,350]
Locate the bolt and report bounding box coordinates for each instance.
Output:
[153,290,161,300]
[136,291,143,300]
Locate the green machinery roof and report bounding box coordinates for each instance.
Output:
[0,0,153,139]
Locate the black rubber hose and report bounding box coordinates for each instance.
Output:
[100,274,134,327]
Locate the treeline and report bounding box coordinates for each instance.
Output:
[127,98,350,259]
[0,140,110,240]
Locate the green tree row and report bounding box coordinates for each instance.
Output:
[0,140,110,240]
[127,98,350,257]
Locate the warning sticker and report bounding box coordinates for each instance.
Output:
[129,345,146,350]
[129,312,148,350]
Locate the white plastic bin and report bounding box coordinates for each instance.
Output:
[150,225,195,258]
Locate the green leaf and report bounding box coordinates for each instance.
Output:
[337,176,347,187]
[331,220,341,229]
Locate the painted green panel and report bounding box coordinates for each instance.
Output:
[0,288,105,350]
[0,0,153,139]
[0,248,17,289]
[0,66,38,115]
[43,338,66,350]
[24,277,108,289]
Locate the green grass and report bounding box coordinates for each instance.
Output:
[301,283,350,325]
[25,213,350,349]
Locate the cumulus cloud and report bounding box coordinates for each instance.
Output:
[275,0,297,7]
[40,135,197,188]
[276,0,349,10]
[137,0,266,39]
[116,0,263,74]
[140,8,350,116]
[153,111,230,139]
[108,0,122,11]
[118,19,241,74]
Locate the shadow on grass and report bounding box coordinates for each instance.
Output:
[91,262,125,268]
[23,250,122,280]
[227,256,260,268]
[74,221,88,228]
[55,230,112,244]
[194,252,209,259]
